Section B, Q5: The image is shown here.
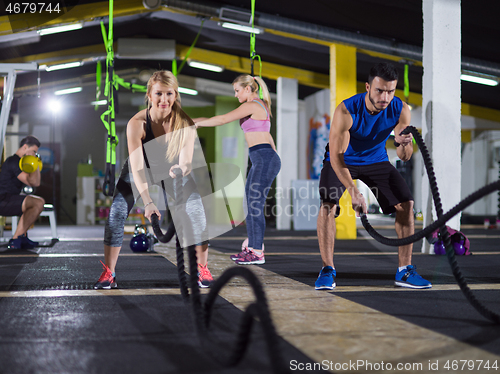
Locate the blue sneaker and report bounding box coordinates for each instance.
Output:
[315,266,336,290]
[7,237,23,250]
[20,234,39,249]
[395,265,432,289]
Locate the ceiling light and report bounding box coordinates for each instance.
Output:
[55,87,82,96]
[187,61,224,73]
[49,99,62,113]
[178,87,198,96]
[91,100,108,106]
[44,61,82,72]
[220,22,263,34]
[219,7,252,24]
[38,23,83,36]
[460,71,499,86]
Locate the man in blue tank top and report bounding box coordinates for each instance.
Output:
[315,63,431,290]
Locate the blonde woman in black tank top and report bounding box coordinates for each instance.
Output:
[94,71,213,289]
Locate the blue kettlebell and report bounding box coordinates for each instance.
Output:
[130,233,150,252]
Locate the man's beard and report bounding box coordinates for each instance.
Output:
[368,93,386,113]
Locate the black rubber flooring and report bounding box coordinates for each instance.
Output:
[0,234,326,374]
[212,225,500,357]
[0,223,499,373]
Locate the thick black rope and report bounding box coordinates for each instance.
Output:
[158,180,190,301]
[150,169,288,373]
[361,125,500,324]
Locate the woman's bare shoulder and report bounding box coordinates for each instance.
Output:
[128,108,147,124]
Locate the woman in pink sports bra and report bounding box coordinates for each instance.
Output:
[195,74,281,265]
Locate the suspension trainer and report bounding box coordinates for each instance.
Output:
[151,169,288,373]
[361,125,500,324]
[99,1,152,196]
[174,19,206,77]
[100,0,118,196]
[249,0,263,99]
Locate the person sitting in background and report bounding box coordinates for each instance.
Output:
[0,136,45,249]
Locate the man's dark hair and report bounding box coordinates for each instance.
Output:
[368,63,399,84]
[20,136,41,148]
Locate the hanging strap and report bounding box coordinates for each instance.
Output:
[404,63,410,102]
[115,76,147,92]
[250,0,263,99]
[100,0,118,196]
[174,19,206,76]
[94,61,102,111]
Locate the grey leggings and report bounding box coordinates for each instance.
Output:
[104,161,207,247]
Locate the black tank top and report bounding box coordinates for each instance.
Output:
[125,109,178,187]
[142,108,156,145]
[141,109,161,169]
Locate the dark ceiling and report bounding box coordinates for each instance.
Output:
[2,0,500,113]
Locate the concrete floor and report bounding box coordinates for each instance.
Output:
[1,220,499,374]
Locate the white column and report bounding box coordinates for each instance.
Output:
[276,77,298,230]
[421,0,462,253]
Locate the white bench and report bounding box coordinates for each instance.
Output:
[11,203,58,239]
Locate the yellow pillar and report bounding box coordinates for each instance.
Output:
[330,44,357,239]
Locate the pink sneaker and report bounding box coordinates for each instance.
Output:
[230,247,250,261]
[94,261,117,289]
[230,240,264,261]
[234,250,265,265]
[198,264,213,288]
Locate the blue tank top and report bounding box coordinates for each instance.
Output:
[341,93,403,165]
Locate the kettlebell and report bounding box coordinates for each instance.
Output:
[133,224,147,236]
[19,155,41,173]
[130,233,150,253]
[433,235,467,256]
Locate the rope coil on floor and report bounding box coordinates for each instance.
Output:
[361,125,500,324]
[150,169,288,373]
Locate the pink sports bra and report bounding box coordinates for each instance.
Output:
[240,100,271,133]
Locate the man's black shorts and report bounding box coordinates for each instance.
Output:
[0,194,26,216]
[318,161,413,215]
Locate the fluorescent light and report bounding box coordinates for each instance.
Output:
[460,71,499,86]
[55,87,82,96]
[44,61,82,72]
[187,61,224,73]
[178,87,198,96]
[38,23,83,36]
[221,22,263,34]
[91,100,108,106]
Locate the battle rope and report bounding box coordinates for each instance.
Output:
[150,169,288,373]
[361,125,500,324]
